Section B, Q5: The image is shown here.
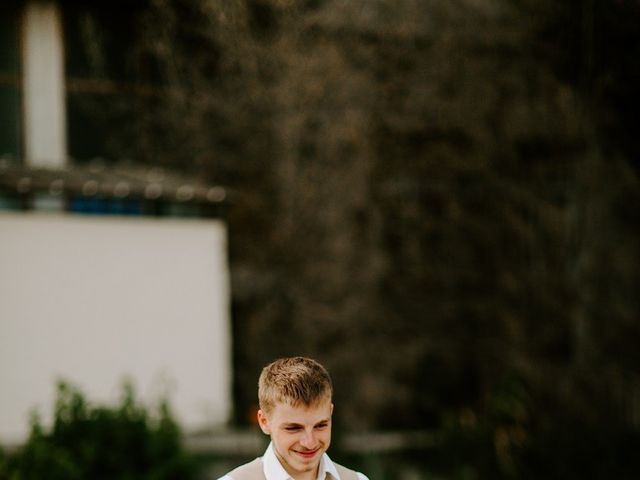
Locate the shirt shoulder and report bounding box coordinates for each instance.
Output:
[356,473,369,480]
[216,476,233,480]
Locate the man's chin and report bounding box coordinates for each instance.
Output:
[298,463,316,472]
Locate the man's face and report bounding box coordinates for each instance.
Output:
[257,396,333,478]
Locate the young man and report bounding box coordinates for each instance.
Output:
[217,356,369,480]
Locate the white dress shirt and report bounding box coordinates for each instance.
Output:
[217,442,369,480]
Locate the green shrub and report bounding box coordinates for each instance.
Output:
[0,381,197,480]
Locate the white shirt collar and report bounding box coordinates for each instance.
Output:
[262,442,341,480]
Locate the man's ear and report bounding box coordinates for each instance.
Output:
[257,409,271,435]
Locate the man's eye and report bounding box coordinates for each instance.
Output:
[315,423,328,429]
[285,426,301,432]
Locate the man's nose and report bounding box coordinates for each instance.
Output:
[299,430,317,449]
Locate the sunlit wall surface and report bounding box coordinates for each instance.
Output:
[0,213,231,444]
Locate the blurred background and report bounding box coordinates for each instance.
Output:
[1,0,640,478]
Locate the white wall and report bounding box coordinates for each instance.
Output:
[0,213,231,444]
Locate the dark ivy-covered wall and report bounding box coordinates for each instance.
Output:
[2,1,639,476]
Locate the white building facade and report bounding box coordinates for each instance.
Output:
[0,0,232,445]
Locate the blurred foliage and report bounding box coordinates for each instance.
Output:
[339,370,640,479]
[435,371,640,479]
[0,381,197,480]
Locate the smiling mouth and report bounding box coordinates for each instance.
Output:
[294,449,319,459]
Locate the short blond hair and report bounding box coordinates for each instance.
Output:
[258,357,333,414]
